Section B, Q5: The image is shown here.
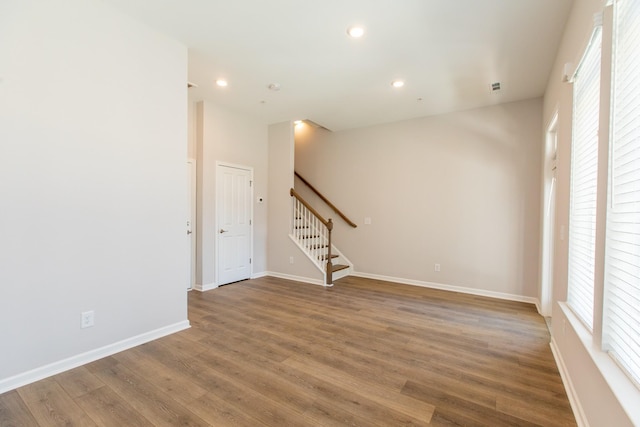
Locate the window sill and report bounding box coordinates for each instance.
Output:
[558,302,640,425]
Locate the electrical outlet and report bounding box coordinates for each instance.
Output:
[289,256,294,264]
[434,263,441,272]
[81,310,94,329]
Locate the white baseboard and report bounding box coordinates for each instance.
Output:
[534,301,542,315]
[193,282,218,292]
[262,271,538,304]
[550,337,589,427]
[350,271,540,306]
[195,273,268,291]
[0,320,190,394]
[266,271,325,287]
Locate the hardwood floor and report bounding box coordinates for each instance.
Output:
[0,276,576,426]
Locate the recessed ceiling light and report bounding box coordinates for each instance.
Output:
[267,83,281,91]
[392,80,405,88]
[294,120,303,125]
[216,79,228,87]
[347,26,364,38]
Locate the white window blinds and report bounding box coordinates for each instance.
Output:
[603,0,640,387]
[567,28,602,331]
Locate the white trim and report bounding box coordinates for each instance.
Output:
[195,273,278,290]
[351,271,540,305]
[266,271,325,287]
[265,271,538,302]
[559,302,640,426]
[539,110,559,318]
[0,320,190,394]
[288,235,353,281]
[544,106,560,131]
[251,271,268,279]
[289,234,325,274]
[193,282,218,292]
[187,158,197,291]
[550,337,590,427]
[568,15,603,83]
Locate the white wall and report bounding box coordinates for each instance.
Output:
[195,101,268,289]
[543,0,635,425]
[267,122,323,282]
[188,99,197,159]
[295,99,542,299]
[0,0,188,390]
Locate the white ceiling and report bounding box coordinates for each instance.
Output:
[103,0,574,131]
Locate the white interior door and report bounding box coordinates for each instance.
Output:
[216,164,252,286]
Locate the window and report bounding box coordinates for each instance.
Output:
[603,0,640,387]
[567,27,602,331]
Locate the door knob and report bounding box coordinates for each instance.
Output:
[219,229,228,234]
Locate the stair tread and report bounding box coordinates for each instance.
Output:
[331,264,349,272]
[319,254,339,261]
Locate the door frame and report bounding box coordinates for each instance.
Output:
[215,161,254,286]
[540,112,558,317]
[187,158,196,290]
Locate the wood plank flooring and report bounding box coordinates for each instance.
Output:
[0,276,576,426]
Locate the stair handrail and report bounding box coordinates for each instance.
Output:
[290,188,335,285]
[290,188,331,228]
[294,171,357,228]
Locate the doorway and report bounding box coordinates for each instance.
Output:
[216,163,253,286]
[540,113,558,317]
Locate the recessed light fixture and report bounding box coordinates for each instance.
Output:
[347,26,364,38]
[392,80,405,88]
[267,83,281,91]
[294,120,303,125]
[216,79,228,87]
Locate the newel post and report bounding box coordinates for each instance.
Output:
[326,219,333,285]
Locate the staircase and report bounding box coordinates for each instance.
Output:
[290,188,352,286]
